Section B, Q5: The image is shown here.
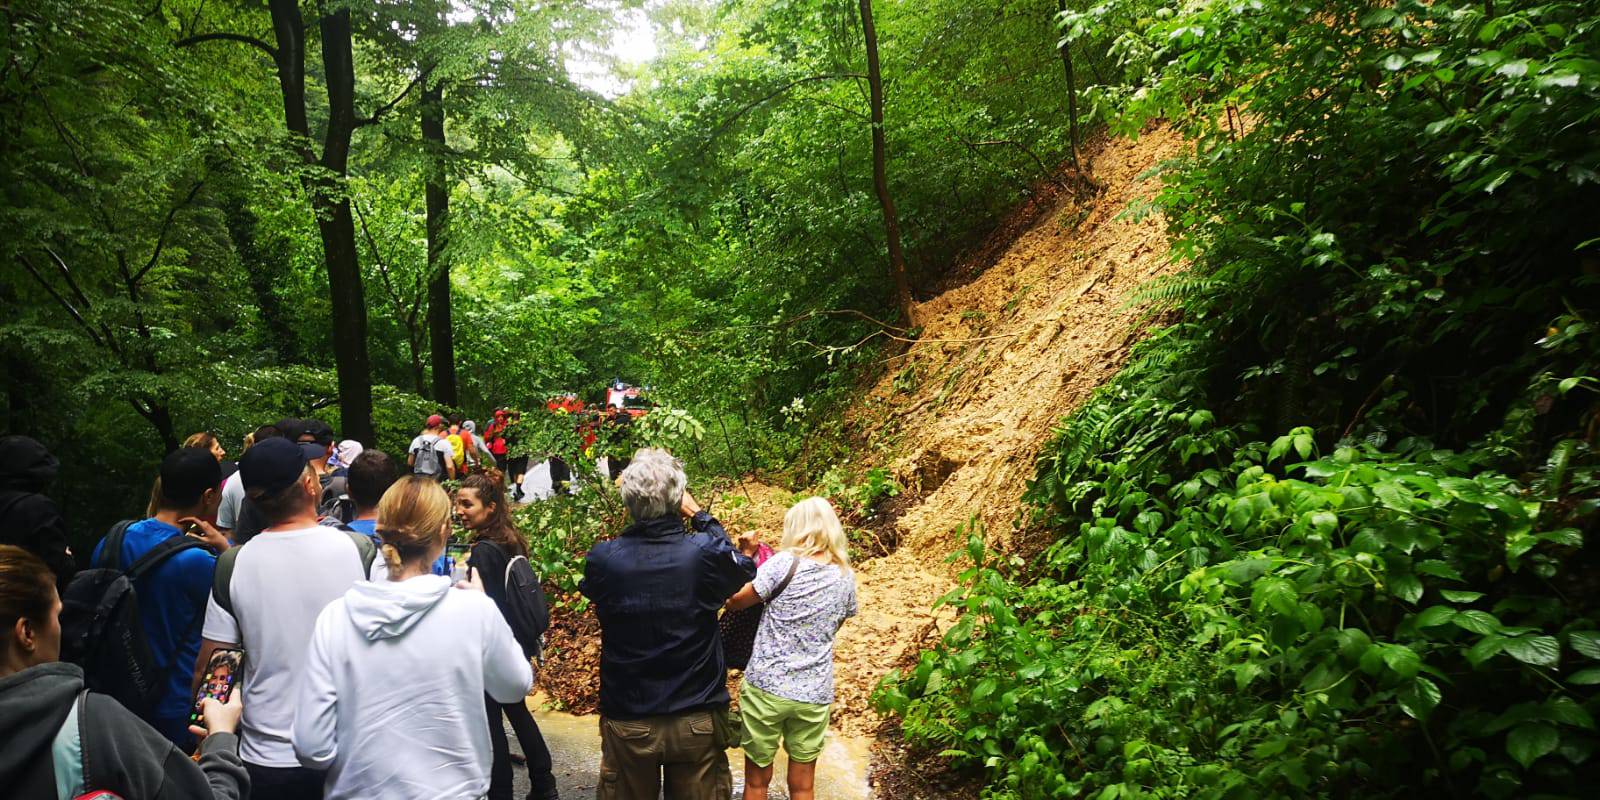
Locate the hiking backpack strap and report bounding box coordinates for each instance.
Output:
[123,536,204,582]
[504,554,522,590]
[211,545,242,618]
[50,690,87,800]
[94,521,136,571]
[344,531,376,578]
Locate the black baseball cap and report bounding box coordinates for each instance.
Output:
[301,419,335,445]
[300,441,331,463]
[274,418,308,443]
[239,437,309,495]
[161,448,222,506]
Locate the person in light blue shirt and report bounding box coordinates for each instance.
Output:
[91,447,231,749]
[334,450,452,576]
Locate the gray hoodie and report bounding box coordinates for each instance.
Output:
[0,661,248,799]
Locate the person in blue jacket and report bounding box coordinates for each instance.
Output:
[579,448,760,799]
[92,447,230,748]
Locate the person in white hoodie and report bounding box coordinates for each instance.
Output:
[292,476,534,799]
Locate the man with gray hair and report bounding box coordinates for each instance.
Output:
[579,448,758,799]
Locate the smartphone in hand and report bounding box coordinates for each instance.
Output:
[189,648,243,731]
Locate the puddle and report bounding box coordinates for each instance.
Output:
[510,698,872,799]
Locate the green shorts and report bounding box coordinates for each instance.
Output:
[738,680,831,767]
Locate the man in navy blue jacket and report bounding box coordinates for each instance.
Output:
[580,448,757,799]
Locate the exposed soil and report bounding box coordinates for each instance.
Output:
[817,126,1187,740]
[536,126,1185,793]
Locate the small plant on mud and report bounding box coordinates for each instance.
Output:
[855,466,902,512]
[894,362,921,395]
[817,464,902,520]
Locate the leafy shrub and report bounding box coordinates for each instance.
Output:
[512,478,626,613]
[877,0,1600,796]
[879,410,1600,796]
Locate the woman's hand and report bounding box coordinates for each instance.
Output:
[735,530,762,558]
[181,518,231,552]
[187,690,243,740]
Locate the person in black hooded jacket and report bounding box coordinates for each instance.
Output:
[0,435,76,592]
[0,544,248,799]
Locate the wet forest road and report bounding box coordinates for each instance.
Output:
[503,698,873,799]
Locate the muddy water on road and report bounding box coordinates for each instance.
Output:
[512,701,873,799]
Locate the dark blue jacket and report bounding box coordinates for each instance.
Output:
[579,511,756,719]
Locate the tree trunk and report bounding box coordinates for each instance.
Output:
[1056,0,1081,167]
[140,401,180,453]
[266,0,375,444]
[422,81,457,406]
[857,0,915,327]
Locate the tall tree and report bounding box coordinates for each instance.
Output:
[421,81,457,406]
[857,0,915,326]
[180,0,404,443]
[1055,0,1081,167]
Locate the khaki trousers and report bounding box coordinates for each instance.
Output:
[597,711,732,800]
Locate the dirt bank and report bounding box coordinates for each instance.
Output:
[534,127,1185,786]
[828,126,1186,736]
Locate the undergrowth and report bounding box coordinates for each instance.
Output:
[875,0,1600,796]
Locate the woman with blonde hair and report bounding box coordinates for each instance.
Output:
[725,496,858,800]
[292,476,532,799]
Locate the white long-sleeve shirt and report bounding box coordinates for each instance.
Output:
[293,574,533,800]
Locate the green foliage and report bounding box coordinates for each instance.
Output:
[633,406,707,452]
[879,0,1600,796]
[512,480,625,613]
[880,420,1600,796]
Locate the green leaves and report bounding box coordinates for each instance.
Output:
[1504,636,1561,668]
[1414,605,1457,628]
[1506,723,1559,768]
[1570,632,1600,660]
[1252,577,1299,617]
[1398,676,1442,720]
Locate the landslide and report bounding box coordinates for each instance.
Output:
[536,127,1186,743]
[826,126,1186,736]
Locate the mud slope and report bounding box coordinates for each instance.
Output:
[828,128,1186,735]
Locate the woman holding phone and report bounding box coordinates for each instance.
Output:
[293,476,533,799]
[457,473,559,800]
[0,545,249,799]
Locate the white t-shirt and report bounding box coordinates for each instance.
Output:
[408,434,453,475]
[294,575,533,799]
[202,525,372,767]
[216,472,245,529]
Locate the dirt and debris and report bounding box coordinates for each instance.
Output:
[537,594,602,715]
[536,126,1184,793]
[827,126,1186,738]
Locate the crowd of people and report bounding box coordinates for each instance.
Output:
[0,417,858,800]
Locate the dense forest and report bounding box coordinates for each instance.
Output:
[2,0,1085,539]
[4,0,1600,797]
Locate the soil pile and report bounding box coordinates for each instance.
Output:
[536,127,1186,755]
[828,126,1186,736]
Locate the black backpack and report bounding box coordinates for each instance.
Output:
[59,521,204,720]
[500,553,550,661]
